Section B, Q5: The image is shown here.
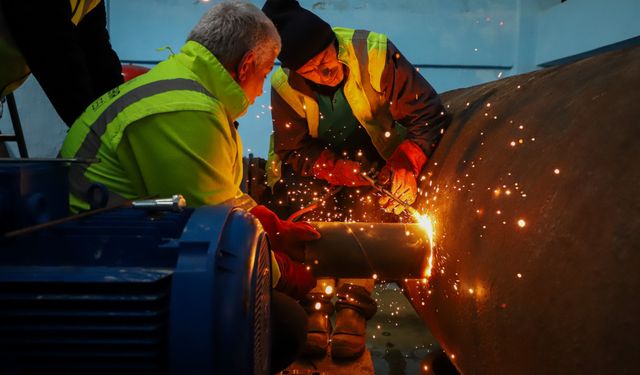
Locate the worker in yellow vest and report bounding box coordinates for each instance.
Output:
[60,2,319,372]
[0,0,123,126]
[262,0,450,360]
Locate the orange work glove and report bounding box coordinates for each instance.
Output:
[272,251,317,300]
[378,140,427,215]
[311,150,370,187]
[250,205,320,262]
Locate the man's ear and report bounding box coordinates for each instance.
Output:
[237,50,257,83]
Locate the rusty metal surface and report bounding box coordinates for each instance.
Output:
[406,46,640,374]
[306,222,430,279]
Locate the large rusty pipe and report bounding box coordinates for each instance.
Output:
[405,46,640,374]
[305,222,430,279]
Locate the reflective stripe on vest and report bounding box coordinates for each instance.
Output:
[344,29,406,160]
[265,133,281,189]
[67,78,215,208]
[70,0,101,25]
[271,68,321,137]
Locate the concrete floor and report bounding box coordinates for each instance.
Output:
[368,283,440,375]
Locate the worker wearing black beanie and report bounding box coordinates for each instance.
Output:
[262,0,450,365]
[261,0,335,70]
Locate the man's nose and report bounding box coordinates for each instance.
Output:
[320,66,332,78]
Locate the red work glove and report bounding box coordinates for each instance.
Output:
[273,251,316,300]
[250,205,320,262]
[378,140,427,215]
[311,150,370,187]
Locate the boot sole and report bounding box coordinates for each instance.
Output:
[330,334,365,360]
[302,332,329,357]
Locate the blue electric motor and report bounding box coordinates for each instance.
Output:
[0,161,271,374]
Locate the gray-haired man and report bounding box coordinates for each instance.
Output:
[60,1,317,372]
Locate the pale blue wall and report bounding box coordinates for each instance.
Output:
[534,0,640,65]
[514,0,640,71]
[2,0,638,158]
[0,76,67,157]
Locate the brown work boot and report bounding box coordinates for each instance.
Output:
[330,284,378,360]
[331,307,367,359]
[300,293,334,357]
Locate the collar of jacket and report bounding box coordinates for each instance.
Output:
[175,41,249,121]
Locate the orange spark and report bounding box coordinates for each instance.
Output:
[413,213,435,278]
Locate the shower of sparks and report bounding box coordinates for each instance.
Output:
[324,285,333,295]
[413,212,435,278]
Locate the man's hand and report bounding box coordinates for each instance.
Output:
[312,150,370,187]
[250,205,320,262]
[378,166,418,215]
[377,140,427,215]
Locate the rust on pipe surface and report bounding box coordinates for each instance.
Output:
[305,222,430,279]
[406,46,640,374]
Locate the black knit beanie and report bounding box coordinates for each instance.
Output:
[262,0,335,70]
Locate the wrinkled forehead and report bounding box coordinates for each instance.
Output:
[298,44,334,71]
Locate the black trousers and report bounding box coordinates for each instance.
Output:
[0,0,123,126]
[271,290,307,374]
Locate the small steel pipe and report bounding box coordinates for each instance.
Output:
[305,222,431,279]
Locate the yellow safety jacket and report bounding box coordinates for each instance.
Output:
[60,41,283,286]
[61,40,286,286]
[266,27,407,187]
[60,40,251,212]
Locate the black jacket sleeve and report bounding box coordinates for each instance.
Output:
[380,40,450,158]
[0,0,122,126]
[271,87,328,176]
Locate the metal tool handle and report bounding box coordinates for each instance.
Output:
[131,194,186,212]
